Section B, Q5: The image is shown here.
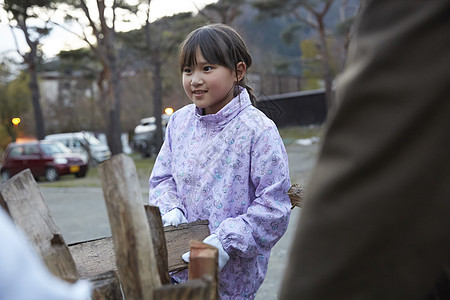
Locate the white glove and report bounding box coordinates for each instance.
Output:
[182,234,230,271]
[161,208,188,227]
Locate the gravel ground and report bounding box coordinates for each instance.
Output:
[40,141,320,299]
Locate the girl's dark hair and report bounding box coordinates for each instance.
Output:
[179,23,256,104]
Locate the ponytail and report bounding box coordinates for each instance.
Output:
[235,72,257,105]
[244,84,257,105]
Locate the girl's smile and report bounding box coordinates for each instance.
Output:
[192,89,206,98]
[182,49,245,115]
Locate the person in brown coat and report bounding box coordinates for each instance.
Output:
[280,1,450,299]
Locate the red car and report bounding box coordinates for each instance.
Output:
[1,140,88,182]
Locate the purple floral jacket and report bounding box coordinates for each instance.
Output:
[149,89,291,299]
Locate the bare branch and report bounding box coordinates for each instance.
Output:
[340,0,349,21]
[292,10,317,28]
[15,14,38,57]
[112,0,117,32]
[319,0,334,19]
[79,0,101,41]
[8,22,25,59]
[96,0,109,33]
[48,20,93,49]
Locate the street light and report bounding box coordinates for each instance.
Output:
[12,117,21,126]
[164,107,174,115]
[11,117,21,142]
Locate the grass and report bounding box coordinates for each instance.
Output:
[278,125,324,144]
[39,154,155,188]
[37,125,323,188]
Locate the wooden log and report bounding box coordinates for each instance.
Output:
[69,219,210,279]
[165,220,210,272]
[89,270,123,300]
[98,154,161,300]
[153,278,211,300]
[188,240,219,300]
[288,183,304,209]
[0,169,79,282]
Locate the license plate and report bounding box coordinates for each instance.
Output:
[70,166,80,173]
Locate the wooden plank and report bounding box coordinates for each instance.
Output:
[69,236,116,279]
[145,205,170,284]
[0,169,79,282]
[69,220,210,279]
[89,270,123,300]
[165,220,210,272]
[98,154,161,300]
[188,240,219,300]
[153,278,210,300]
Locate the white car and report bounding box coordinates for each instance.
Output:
[131,115,170,157]
[45,132,111,164]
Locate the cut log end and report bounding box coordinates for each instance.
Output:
[288,184,304,209]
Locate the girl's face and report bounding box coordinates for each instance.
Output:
[182,49,241,115]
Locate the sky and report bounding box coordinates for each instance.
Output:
[0,0,216,61]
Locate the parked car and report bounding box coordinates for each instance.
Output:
[131,115,170,158]
[1,140,88,182]
[45,132,111,165]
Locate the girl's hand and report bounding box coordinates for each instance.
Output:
[161,208,188,227]
[182,234,230,271]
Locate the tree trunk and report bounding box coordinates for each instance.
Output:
[317,18,334,109]
[108,65,123,155]
[104,27,123,155]
[10,9,46,140]
[28,56,46,140]
[144,17,164,152]
[153,52,164,152]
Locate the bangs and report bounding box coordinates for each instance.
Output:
[179,26,235,71]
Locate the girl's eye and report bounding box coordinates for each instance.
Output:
[203,66,213,72]
[183,67,192,73]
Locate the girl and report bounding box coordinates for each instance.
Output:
[149,23,291,299]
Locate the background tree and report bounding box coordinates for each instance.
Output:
[198,0,245,24]
[0,66,31,143]
[142,0,165,151]
[252,0,349,108]
[144,11,206,150]
[62,0,138,155]
[299,39,322,90]
[119,11,205,151]
[298,38,339,90]
[335,0,359,70]
[42,48,103,134]
[3,0,56,140]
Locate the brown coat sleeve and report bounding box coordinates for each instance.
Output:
[280,1,450,299]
